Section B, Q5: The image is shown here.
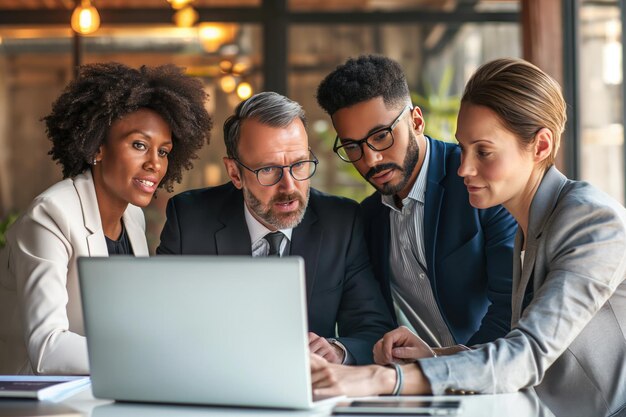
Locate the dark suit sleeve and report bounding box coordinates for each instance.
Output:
[467,205,517,345]
[335,206,396,364]
[156,197,182,255]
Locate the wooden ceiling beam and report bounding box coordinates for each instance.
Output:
[0,7,263,25]
[0,7,518,25]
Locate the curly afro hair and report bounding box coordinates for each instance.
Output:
[316,55,411,116]
[45,62,212,192]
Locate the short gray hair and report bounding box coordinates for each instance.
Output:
[223,91,307,158]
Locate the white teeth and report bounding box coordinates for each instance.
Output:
[138,179,155,187]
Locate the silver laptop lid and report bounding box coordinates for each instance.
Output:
[79,256,313,409]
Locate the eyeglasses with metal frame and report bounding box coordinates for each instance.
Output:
[232,149,319,186]
[333,105,412,163]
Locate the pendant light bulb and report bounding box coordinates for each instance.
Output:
[71,0,101,35]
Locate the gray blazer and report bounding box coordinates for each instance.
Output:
[419,167,626,417]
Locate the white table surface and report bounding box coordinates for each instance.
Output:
[53,386,556,417]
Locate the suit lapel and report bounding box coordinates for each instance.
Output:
[123,209,149,256]
[74,170,108,257]
[215,188,252,255]
[423,138,446,287]
[511,230,537,325]
[291,204,320,302]
[373,204,391,287]
[510,231,524,326]
[511,166,568,325]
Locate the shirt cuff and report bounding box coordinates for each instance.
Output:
[327,338,354,365]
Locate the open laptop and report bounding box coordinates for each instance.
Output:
[78,256,338,410]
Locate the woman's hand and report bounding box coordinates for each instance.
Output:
[310,353,396,397]
[310,352,433,397]
[373,326,436,365]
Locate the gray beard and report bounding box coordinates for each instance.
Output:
[243,185,310,229]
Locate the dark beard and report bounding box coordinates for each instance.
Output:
[364,127,420,196]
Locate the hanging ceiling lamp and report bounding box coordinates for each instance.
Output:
[220,75,237,94]
[236,82,253,100]
[71,0,101,35]
[173,5,199,28]
[198,23,237,52]
[167,0,194,10]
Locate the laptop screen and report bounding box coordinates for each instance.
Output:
[79,256,316,409]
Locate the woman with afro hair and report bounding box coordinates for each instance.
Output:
[0,62,212,375]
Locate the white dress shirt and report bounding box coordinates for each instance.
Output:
[243,204,292,257]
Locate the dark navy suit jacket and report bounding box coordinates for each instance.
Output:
[361,137,517,345]
[157,183,395,364]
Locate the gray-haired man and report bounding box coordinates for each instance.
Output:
[157,92,394,364]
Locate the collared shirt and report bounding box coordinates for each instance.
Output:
[382,139,456,347]
[243,203,292,257]
[242,200,353,364]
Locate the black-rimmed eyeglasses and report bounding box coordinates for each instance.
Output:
[233,149,319,186]
[333,105,411,163]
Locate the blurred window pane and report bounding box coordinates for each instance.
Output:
[579,0,624,204]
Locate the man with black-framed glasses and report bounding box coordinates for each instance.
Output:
[157,91,394,365]
[316,55,517,353]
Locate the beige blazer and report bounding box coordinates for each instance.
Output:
[419,167,626,416]
[0,170,148,375]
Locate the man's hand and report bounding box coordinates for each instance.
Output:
[309,332,344,364]
[373,326,436,364]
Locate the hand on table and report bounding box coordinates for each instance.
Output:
[308,332,344,364]
[310,353,394,397]
[373,326,436,365]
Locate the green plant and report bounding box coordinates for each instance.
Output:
[0,213,18,249]
[411,66,461,143]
